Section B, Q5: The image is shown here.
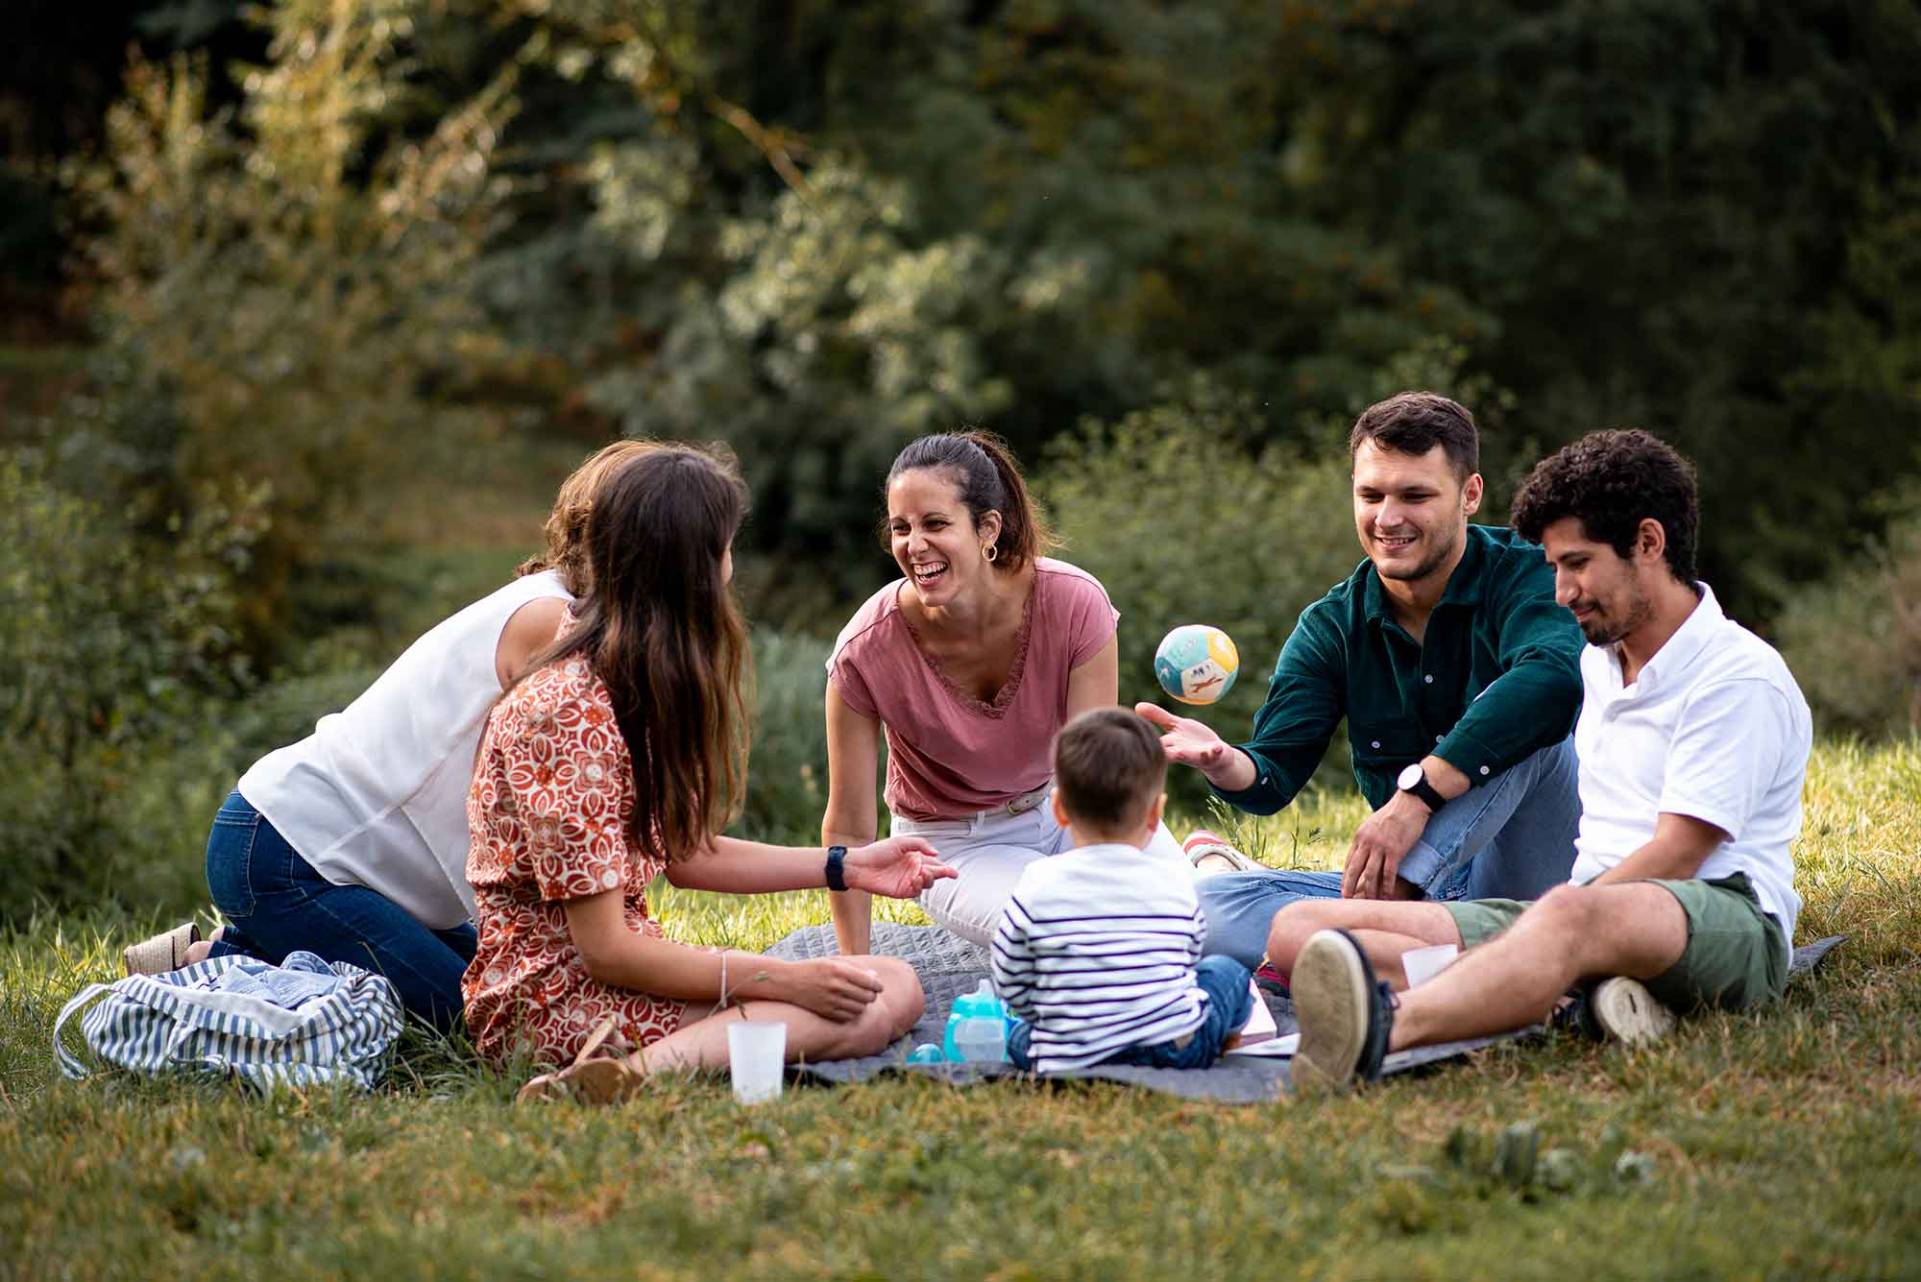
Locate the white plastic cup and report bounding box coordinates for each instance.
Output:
[1402,943,1460,988]
[727,1020,786,1104]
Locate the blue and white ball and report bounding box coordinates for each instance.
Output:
[1154,625,1240,706]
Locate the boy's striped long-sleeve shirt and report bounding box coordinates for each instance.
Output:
[989,843,1209,1073]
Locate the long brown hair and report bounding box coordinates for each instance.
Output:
[883,430,1058,572]
[517,439,660,596]
[513,443,753,862]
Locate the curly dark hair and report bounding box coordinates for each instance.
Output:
[1511,429,1699,583]
[1348,392,1479,480]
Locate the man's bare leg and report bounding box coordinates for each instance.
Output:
[1290,882,1691,1090]
[1266,897,1462,988]
[1387,882,1687,1050]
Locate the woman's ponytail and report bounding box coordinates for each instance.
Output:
[957,431,1055,572]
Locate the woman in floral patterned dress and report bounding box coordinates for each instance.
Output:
[463,443,954,1100]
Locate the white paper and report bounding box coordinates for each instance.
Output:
[1225,1032,1299,1059]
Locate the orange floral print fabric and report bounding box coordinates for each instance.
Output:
[462,651,686,1065]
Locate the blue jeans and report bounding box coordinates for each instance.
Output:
[205,792,477,1031]
[1007,956,1256,1071]
[1195,736,1582,968]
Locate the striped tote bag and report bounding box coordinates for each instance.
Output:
[53,953,404,1091]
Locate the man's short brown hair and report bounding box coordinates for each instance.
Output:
[1053,708,1167,834]
[1349,391,1480,481]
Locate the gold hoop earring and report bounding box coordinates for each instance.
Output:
[982,544,998,564]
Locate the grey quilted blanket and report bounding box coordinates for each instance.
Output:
[764,924,1848,1103]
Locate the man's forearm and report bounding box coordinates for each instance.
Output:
[1205,747,1260,794]
[1419,755,1470,801]
[1588,836,1714,885]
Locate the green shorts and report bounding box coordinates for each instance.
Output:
[1441,872,1789,1013]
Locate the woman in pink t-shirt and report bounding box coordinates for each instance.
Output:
[822,432,1188,951]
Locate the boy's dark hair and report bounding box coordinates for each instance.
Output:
[1511,429,1699,583]
[1348,392,1480,481]
[1053,708,1167,834]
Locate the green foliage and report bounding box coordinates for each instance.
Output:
[477,0,1921,623]
[731,628,832,846]
[0,453,267,920]
[1043,381,1359,737]
[484,0,1498,601]
[27,0,1921,655]
[1776,498,1921,737]
[58,3,518,650]
[1263,0,1921,614]
[580,160,1019,601]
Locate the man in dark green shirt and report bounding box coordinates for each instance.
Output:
[1139,393,1586,967]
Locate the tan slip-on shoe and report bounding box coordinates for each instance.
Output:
[122,922,200,976]
[1290,929,1395,1094]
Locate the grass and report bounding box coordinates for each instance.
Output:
[3,742,1919,1280]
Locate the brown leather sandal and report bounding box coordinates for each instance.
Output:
[515,1017,646,1105]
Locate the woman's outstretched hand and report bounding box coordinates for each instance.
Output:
[845,836,957,900]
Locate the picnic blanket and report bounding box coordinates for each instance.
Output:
[766,924,1849,1104]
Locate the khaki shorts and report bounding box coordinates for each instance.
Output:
[1441,872,1789,1013]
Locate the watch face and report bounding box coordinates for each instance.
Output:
[1398,762,1425,790]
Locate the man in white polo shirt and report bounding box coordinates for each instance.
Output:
[1264,429,1812,1090]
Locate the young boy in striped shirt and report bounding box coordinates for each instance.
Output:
[991,708,1256,1073]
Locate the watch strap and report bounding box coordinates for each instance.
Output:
[825,844,848,892]
[1403,770,1445,814]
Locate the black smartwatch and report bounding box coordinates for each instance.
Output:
[1397,762,1446,813]
[824,844,848,892]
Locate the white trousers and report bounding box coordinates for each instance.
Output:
[892,787,1187,947]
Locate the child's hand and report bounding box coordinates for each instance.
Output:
[845,836,957,899]
[775,958,886,1022]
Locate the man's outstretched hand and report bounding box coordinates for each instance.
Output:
[1134,703,1256,793]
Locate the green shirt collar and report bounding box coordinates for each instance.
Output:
[1362,524,1492,627]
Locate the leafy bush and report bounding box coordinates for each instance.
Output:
[732,628,833,845]
[0,454,267,921]
[1776,504,1921,738]
[58,6,515,659]
[1043,384,1361,738]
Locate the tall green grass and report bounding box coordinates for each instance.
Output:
[3,741,1918,1280]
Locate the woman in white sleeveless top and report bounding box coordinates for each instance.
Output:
[122,444,647,1029]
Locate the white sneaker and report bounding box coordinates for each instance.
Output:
[1591,977,1677,1045]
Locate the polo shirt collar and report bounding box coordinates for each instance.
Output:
[1606,581,1721,692]
[1363,524,1489,627]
